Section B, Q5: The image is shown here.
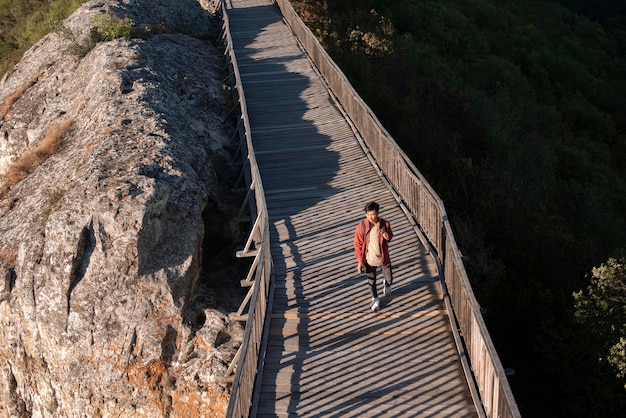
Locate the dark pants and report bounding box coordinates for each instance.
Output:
[365,263,393,298]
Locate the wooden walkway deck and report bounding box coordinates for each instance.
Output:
[225,1,479,416]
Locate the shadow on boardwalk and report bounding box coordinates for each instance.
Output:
[225,1,478,416]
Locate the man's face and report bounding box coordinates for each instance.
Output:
[366,210,379,224]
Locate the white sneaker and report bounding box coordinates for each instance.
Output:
[371,297,380,312]
[383,283,392,296]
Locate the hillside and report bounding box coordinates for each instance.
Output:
[0,0,86,75]
[291,0,626,416]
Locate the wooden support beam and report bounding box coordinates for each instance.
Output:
[219,48,230,69]
[229,313,248,321]
[236,249,258,258]
[223,98,241,124]
[220,69,234,85]
[240,249,262,285]
[235,180,255,221]
[236,282,255,318]
[235,212,261,259]
[232,159,250,191]
[228,118,244,162]
[225,345,242,377]
[215,376,235,384]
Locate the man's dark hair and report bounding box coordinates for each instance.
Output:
[365,201,379,212]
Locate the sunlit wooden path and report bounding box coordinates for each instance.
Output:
[225,0,479,416]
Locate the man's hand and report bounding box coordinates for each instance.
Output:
[357,263,364,273]
[382,231,390,240]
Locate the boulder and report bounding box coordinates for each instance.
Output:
[0,1,244,416]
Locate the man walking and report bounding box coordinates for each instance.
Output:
[354,201,394,311]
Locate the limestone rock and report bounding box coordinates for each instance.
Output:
[0,1,244,417]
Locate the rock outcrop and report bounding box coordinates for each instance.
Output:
[0,1,246,416]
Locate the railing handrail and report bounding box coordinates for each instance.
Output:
[271,1,521,417]
[221,3,273,418]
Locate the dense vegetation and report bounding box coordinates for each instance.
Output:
[291,0,626,416]
[0,0,84,75]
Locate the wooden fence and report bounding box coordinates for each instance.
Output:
[220,5,274,418]
[271,1,522,417]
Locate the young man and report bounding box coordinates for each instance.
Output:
[353,201,394,311]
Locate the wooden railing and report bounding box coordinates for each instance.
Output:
[220,4,273,418]
[271,1,522,417]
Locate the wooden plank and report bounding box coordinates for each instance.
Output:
[261,345,460,367]
[255,400,479,418]
[261,364,470,392]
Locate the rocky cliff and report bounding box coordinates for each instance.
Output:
[0,1,246,416]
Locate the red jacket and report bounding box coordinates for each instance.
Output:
[354,218,393,267]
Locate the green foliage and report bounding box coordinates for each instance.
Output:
[55,12,135,57]
[609,337,626,383]
[93,12,134,41]
[55,23,98,57]
[574,254,626,383]
[0,0,86,75]
[0,2,135,65]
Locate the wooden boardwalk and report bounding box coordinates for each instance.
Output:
[225,1,479,416]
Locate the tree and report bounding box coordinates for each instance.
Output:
[574,253,626,386]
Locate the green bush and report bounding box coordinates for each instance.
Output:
[55,24,98,57]
[93,12,134,40]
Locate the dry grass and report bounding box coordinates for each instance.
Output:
[4,118,74,189]
[0,72,43,121]
[0,85,29,121]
